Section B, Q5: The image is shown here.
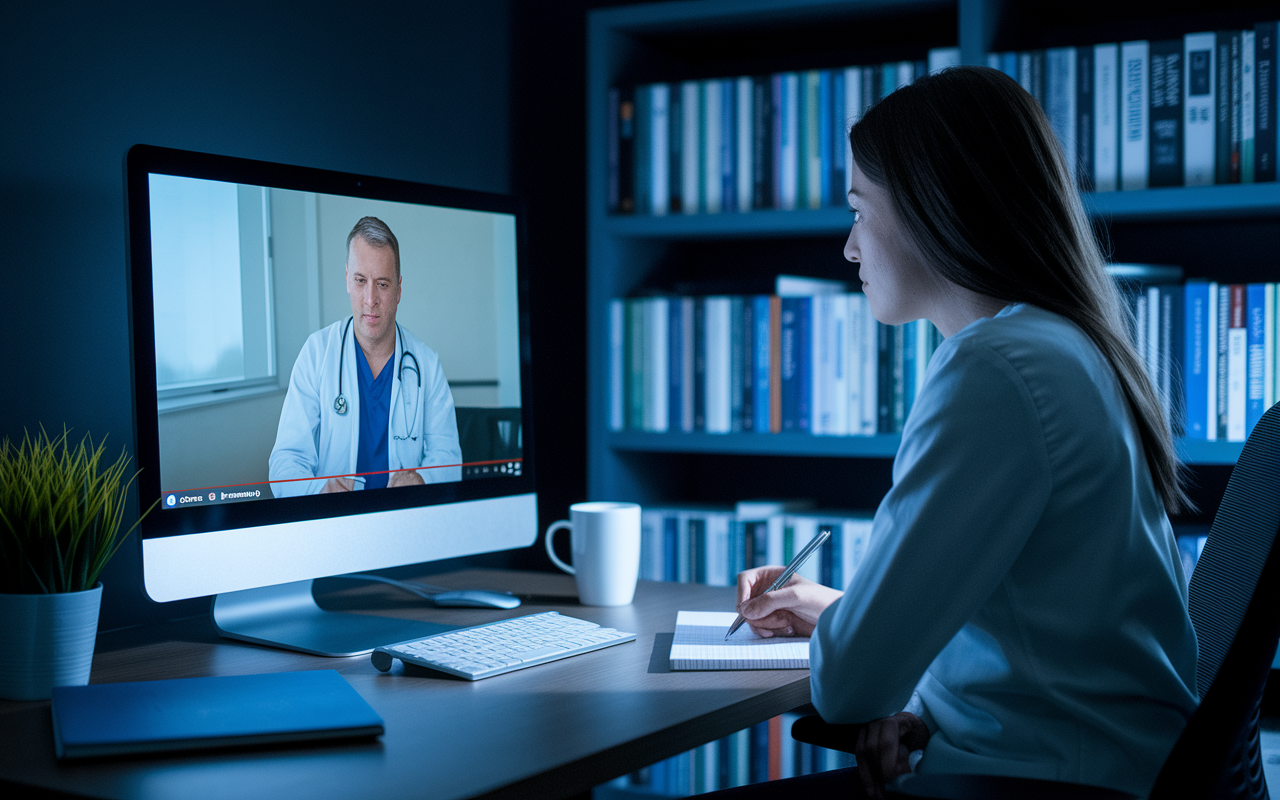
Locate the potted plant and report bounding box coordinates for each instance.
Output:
[0,428,154,700]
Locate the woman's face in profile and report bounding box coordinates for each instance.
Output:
[843,161,941,329]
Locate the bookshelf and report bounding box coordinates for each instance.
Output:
[588,0,1278,791]
[589,0,1280,510]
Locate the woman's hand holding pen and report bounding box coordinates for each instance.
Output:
[735,566,843,638]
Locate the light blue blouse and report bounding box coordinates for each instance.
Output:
[809,303,1198,796]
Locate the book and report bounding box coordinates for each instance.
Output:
[681,80,701,214]
[1094,43,1120,191]
[1149,39,1183,187]
[1121,41,1150,190]
[1077,45,1095,191]
[51,670,383,759]
[1243,30,1256,183]
[1185,32,1217,186]
[1258,22,1276,182]
[704,79,724,213]
[737,76,754,212]
[668,610,809,670]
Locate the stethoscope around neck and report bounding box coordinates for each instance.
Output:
[332,316,422,440]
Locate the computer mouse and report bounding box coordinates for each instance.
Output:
[430,590,522,609]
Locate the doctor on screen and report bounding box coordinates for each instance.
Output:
[269,216,463,496]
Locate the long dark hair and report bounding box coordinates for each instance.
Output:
[850,65,1189,514]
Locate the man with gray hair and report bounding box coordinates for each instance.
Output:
[269,216,462,496]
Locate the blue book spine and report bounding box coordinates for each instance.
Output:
[780,298,801,431]
[721,79,736,212]
[902,319,918,413]
[751,721,770,783]
[1001,51,1018,80]
[1247,283,1267,435]
[753,295,772,433]
[831,69,846,207]
[691,517,707,585]
[819,524,835,588]
[795,297,811,432]
[818,69,832,207]
[1184,280,1211,439]
[634,85,651,215]
[662,516,678,582]
[668,297,682,430]
[1258,22,1276,182]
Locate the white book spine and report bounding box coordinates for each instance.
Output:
[1147,286,1160,383]
[706,513,732,587]
[1121,41,1150,190]
[640,509,662,581]
[788,517,819,583]
[681,81,701,214]
[860,295,878,435]
[704,296,732,433]
[895,61,913,90]
[830,293,850,436]
[1095,43,1120,191]
[1229,320,1248,441]
[1019,52,1033,93]
[766,515,785,567]
[846,293,863,437]
[644,297,669,432]
[811,294,831,434]
[1266,284,1275,410]
[841,518,871,589]
[680,297,696,432]
[736,76,753,211]
[703,81,723,214]
[1243,31,1256,182]
[650,84,669,216]
[928,46,961,73]
[1207,283,1218,441]
[780,72,799,210]
[1184,32,1217,186]
[915,319,931,400]
[609,299,625,431]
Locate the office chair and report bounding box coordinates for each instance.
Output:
[792,401,1280,800]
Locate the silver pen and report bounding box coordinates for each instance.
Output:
[725,528,831,640]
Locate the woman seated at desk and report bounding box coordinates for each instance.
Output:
[722,66,1198,799]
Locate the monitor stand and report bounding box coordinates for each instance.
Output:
[211,580,453,657]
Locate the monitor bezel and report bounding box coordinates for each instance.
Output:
[125,143,536,542]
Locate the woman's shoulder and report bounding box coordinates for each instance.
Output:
[941,304,1100,376]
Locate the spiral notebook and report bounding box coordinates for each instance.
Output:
[668,610,810,670]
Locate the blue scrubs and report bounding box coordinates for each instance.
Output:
[354,344,392,490]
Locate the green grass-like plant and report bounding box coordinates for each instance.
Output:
[0,428,156,594]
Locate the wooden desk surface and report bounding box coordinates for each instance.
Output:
[0,570,811,800]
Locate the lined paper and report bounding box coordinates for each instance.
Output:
[668,610,810,670]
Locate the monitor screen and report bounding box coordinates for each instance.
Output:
[127,145,536,652]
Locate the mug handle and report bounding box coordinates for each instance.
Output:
[544,520,575,574]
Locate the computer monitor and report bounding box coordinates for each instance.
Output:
[125,144,536,656]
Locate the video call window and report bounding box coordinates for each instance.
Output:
[150,174,522,510]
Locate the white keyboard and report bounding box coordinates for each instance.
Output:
[370,611,637,680]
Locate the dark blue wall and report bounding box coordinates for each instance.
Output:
[0,1,512,629]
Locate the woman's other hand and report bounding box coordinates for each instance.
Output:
[735,566,843,638]
[855,711,931,799]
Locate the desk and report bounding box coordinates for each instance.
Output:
[0,570,811,800]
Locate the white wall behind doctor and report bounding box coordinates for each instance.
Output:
[313,194,521,408]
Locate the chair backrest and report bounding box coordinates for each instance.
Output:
[1150,402,1280,800]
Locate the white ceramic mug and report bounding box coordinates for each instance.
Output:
[544,502,642,606]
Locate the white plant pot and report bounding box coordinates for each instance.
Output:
[0,584,102,701]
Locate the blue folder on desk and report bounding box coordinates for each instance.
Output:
[51,669,384,759]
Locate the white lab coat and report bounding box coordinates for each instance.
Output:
[269,318,463,496]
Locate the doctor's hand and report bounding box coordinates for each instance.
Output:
[855,712,930,799]
[735,566,842,638]
[388,470,425,488]
[322,477,355,493]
